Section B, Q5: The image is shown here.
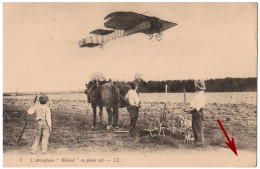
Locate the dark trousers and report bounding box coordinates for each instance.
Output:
[191,108,204,144]
[126,105,139,133]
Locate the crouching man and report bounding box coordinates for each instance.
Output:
[125,83,141,135]
[28,95,52,154]
[185,80,206,146]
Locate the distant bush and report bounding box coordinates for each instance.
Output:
[114,77,257,93]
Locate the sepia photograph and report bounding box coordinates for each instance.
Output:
[3,2,257,167]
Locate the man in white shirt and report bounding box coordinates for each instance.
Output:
[185,79,206,146]
[125,83,141,135]
[28,95,52,154]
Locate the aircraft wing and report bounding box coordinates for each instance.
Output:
[90,29,114,35]
[104,11,150,30]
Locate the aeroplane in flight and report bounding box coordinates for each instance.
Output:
[79,11,177,49]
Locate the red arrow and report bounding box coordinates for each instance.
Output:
[217,119,238,156]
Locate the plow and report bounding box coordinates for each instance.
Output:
[113,88,195,145]
[143,89,195,145]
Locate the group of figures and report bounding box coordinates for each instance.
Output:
[84,78,206,147]
[26,79,206,154]
[84,79,141,133]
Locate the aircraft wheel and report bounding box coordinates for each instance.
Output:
[147,34,153,39]
[156,33,162,41]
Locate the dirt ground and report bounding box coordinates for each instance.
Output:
[3,96,257,166]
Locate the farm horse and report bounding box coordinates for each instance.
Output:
[85,80,139,132]
[85,80,122,129]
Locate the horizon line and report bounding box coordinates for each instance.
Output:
[3,76,257,94]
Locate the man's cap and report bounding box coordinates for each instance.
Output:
[130,83,137,89]
[39,95,49,104]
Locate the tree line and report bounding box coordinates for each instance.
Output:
[114,77,257,93]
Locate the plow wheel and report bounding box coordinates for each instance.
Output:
[168,121,177,136]
[149,118,162,137]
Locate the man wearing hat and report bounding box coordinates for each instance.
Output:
[185,80,206,146]
[125,83,141,134]
[27,95,52,154]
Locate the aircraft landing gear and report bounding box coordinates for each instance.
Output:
[146,33,162,41]
[146,34,153,39]
[156,33,162,41]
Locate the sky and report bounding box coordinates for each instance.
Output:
[3,3,257,92]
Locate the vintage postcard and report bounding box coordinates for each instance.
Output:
[3,2,257,167]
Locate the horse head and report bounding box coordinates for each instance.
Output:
[85,80,98,103]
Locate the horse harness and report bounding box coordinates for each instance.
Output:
[87,82,129,105]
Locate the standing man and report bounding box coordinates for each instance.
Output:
[185,80,206,146]
[125,83,141,135]
[28,95,52,154]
